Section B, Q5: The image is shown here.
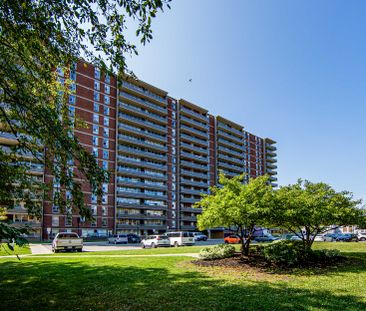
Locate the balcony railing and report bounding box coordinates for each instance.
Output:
[180,124,208,139]
[119,91,167,114]
[118,102,166,123]
[217,122,244,136]
[217,130,244,145]
[180,151,208,163]
[118,113,166,133]
[121,81,167,104]
[180,115,208,130]
[180,160,208,170]
[218,146,244,158]
[180,142,208,155]
[118,124,166,143]
[180,106,208,122]
[118,146,167,161]
[180,179,208,188]
[180,169,208,179]
[180,133,208,147]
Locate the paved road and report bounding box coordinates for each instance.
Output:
[29,239,223,255]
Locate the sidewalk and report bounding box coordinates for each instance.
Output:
[29,244,52,255]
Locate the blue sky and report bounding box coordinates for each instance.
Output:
[125,0,366,202]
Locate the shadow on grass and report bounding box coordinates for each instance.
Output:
[1,256,366,311]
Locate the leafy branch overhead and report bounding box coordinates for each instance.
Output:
[0,0,171,243]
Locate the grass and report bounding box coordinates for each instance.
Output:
[0,243,31,256]
[1,243,366,310]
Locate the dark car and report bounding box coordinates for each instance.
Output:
[253,235,278,242]
[127,233,141,243]
[335,233,358,242]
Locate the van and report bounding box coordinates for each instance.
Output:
[166,231,195,247]
[108,234,128,244]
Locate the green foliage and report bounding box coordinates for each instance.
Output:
[262,240,304,266]
[199,244,236,260]
[196,173,274,256]
[272,179,363,250]
[0,0,170,244]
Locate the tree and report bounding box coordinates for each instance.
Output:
[0,0,171,244]
[195,174,274,256]
[272,179,364,251]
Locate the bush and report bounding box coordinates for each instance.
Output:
[309,249,341,261]
[262,240,304,266]
[199,244,236,260]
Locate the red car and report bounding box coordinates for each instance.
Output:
[224,235,241,244]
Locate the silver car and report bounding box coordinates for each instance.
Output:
[141,235,170,248]
[108,234,128,244]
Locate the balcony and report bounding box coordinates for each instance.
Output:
[118,113,166,134]
[117,168,167,181]
[117,191,167,200]
[117,157,166,171]
[180,215,197,221]
[266,150,277,157]
[116,223,167,230]
[269,176,278,182]
[217,146,244,158]
[180,169,208,179]
[180,179,208,188]
[180,142,208,155]
[180,207,202,213]
[117,134,167,153]
[118,124,167,143]
[180,106,208,122]
[180,188,207,195]
[180,197,201,204]
[266,163,277,169]
[118,102,166,124]
[217,122,243,137]
[180,115,208,131]
[217,161,244,173]
[217,138,244,152]
[119,91,167,115]
[180,151,208,163]
[116,202,168,210]
[217,130,244,145]
[117,213,166,220]
[266,168,277,175]
[180,160,208,171]
[118,146,167,161]
[180,133,208,147]
[266,156,277,163]
[218,153,244,166]
[121,81,167,105]
[180,124,207,139]
[116,180,166,191]
[265,144,277,151]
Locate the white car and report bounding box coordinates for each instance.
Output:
[108,234,128,244]
[193,232,208,241]
[52,232,83,253]
[290,235,302,241]
[358,232,366,242]
[314,234,334,242]
[141,235,170,248]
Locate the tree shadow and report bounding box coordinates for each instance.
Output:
[0,256,365,310]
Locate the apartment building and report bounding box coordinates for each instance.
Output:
[1,60,277,239]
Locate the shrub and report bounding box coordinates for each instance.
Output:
[310,249,341,260]
[262,240,304,266]
[199,244,236,260]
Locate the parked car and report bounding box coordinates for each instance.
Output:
[193,232,208,241]
[141,235,171,248]
[108,234,128,244]
[335,233,358,242]
[224,235,241,244]
[289,235,302,241]
[127,233,141,244]
[52,232,83,253]
[358,232,366,242]
[253,235,278,242]
[166,231,195,247]
[314,234,334,242]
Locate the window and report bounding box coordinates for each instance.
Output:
[102,183,108,194]
[102,195,108,204]
[103,117,109,127]
[103,150,109,159]
[94,91,100,102]
[52,216,59,226]
[105,85,110,94]
[94,81,100,91]
[102,207,108,216]
[93,103,99,112]
[65,215,72,227]
[92,147,98,158]
[95,68,101,79]
[68,106,75,118]
[70,70,76,81]
[93,124,99,134]
[103,139,109,148]
[102,218,108,227]
[104,107,110,116]
[70,83,76,92]
[102,161,108,170]
[92,136,98,146]
[105,74,110,84]
[91,194,97,204]
[91,205,97,215]
[93,114,99,124]
[103,128,109,137]
[56,67,64,77]
[104,95,110,105]
[52,205,59,213]
[69,95,76,104]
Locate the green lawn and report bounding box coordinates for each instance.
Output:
[1,243,366,310]
[0,243,31,256]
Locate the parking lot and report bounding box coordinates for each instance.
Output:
[30,239,222,254]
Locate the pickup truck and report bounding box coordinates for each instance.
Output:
[52,232,83,253]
